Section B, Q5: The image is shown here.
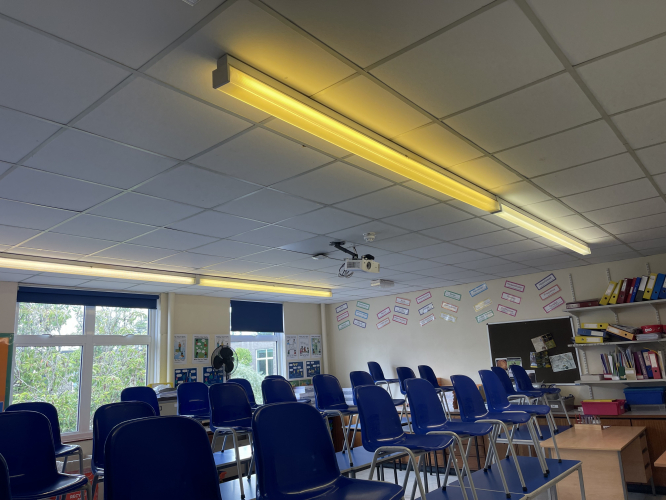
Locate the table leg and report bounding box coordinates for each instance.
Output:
[617,451,628,500]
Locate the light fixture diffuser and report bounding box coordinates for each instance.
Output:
[198,277,332,297]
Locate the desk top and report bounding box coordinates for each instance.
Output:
[655,450,666,468]
[541,425,645,451]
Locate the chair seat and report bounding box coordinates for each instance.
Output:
[470,411,532,424]
[298,398,312,404]
[54,443,81,458]
[438,385,454,392]
[424,421,494,437]
[301,475,404,500]
[322,405,358,416]
[506,404,551,416]
[385,378,399,384]
[211,424,253,434]
[91,464,104,476]
[512,390,542,398]
[392,398,405,406]
[11,473,88,500]
[365,432,455,453]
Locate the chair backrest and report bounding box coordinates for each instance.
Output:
[0,411,59,493]
[253,402,340,499]
[451,375,488,422]
[491,367,517,396]
[227,378,257,406]
[396,366,416,395]
[0,453,9,500]
[104,416,222,500]
[262,378,297,404]
[312,374,347,411]
[510,365,535,391]
[5,401,63,448]
[417,365,440,388]
[367,361,386,382]
[405,378,447,434]
[479,370,511,411]
[209,383,252,430]
[355,385,405,451]
[177,382,210,416]
[121,386,160,416]
[264,375,286,381]
[93,402,155,472]
[349,371,374,405]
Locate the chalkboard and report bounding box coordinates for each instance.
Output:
[487,316,580,385]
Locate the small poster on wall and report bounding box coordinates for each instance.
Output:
[174,368,197,387]
[214,335,230,349]
[192,335,210,364]
[286,335,298,359]
[311,335,322,358]
[203,367,224,386]
[299,335,311,358]
[306,360,321,377]
[174,335,187,365]
[289,361,304,379]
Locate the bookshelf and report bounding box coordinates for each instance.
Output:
[568,338,666,348]
[574,379,666,385]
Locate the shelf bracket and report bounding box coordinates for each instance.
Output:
[568,273,580,329]
[651,303,661,324]
[606,268,612,284]
[646,262,651,275]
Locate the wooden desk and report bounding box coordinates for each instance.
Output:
[541,426,652,500]
[655,450,666,468]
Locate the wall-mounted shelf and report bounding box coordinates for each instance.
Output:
[575,379,666,385]
[568,338,666,348]
[566,298,666,315]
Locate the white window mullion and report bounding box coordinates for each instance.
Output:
[78,306,96,433]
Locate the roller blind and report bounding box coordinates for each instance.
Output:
[17,287,159,309]
[230,300,283,333]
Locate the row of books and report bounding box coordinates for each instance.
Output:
[600,273,666,305]
[573,323,664,344]
[600,348,666,380]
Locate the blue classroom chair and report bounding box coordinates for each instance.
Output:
[350,370,406,409]
[121,386,161,416]
[396,367,418,431]
[228,378,261,409]
[0,411,91,500]
[104,416,222,500]
[6,401,84,474]
[418,364,455,418]
[261,377,301,404]
[511,365,572,426]
[0,454,9,500]
[313,374,358,463]
[491,367,541,404]
[263,375,311,403]
[177,381,210,420]
[252,401,404,500]
[367,361,399,397]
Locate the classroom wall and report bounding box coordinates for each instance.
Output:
[325,252,666,403]
[0,281,18,333]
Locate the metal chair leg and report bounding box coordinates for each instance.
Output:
[61,455,68,474]
[77,448,84,475]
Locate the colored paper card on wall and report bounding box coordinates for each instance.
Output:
[355,310,369,319]
[501,292,521,304]
[475,310,494,323]
[335,303,348,313]
[336,311,349,322]
[444,290,462,301]
[356,301,370,310]
[306,360,321,377]
[419,314,435,326]
[440,313,457,322]
[396,297,411,306]
[540,284,561,301]
[377,307,391,319]
[543,296,565,313]
[441,302,459,313]
[473,298,492,312]
[394,305,409,315]
[393,315,408,325]
[418,302,434,315]
[416,291,432,303]
[174,368,198,387]
[469,283,488,297]
[535,274,556,290]
[289,361,304,379]
[203,367,224,386]
[338,320,350,330]
[504,280,525,292]
[353,318,367,328]
[376,318,390,329]
[497,304,517,317]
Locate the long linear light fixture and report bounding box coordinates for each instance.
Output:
[494,203,591,255]
[198,278,331,297]
[213,55,500,213]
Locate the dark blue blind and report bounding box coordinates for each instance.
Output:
[17,287,159,309]
[230,300,283,333]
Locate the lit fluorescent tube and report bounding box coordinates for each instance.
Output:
[213,55,500,213]
[495,203,591,255]
[0,257,196,284]
[199,277,331,297]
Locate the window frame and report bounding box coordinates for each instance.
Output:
[230,332,283,377]
[11,303,158,440]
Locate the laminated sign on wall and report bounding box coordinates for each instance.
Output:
[174,335,187,365]
[193,335,209,364]
[286,335,298,359]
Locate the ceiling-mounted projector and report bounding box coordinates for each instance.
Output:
[343,257,380,273]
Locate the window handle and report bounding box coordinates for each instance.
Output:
[41,334,52,338]
[124,334,135,338]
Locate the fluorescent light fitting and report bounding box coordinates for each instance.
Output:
[198,277,331,297]
[213,55,500,213]
[494,203,591,255]
[0,256,195,284]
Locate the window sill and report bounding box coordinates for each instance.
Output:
[62,431,92,443]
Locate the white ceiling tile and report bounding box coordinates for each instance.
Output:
[168,211,265,239]
[548,215,593,231]
[76,78,252,160]
[618,226,666,244]
[528,0,666,64]
[584,198,666,225]
[334,185,437,218]
[561,178,659,212]
[653,173,666,193]
[25,130,177,189]
[520,200,574,220]
[125,284,185,293]
[217,189,322,224]
[232,225,315,247]
[456,257,510,270]
[613,101,666,149]
[495,121,625,177]
[94,243,178,262]
[567,227,608,241]
[521,253,581,268]
[326,221,409,244]
[8,247,83,260]
[366,253,419,267]
[453,230,525,249]
[279,236,338,256]
[638,143,666,175]
[445,73,600,152]
[344,155,409,183]
[445,200,490,217]
[493,268,540,278]
[602,213,666,236]
[483,239,547,256]
[136,165,259,208]
[366,233,440,252]
[0,199,74,230]
[585,244,634,258]
[507,226,542,239]
[206,260,273,275]
[152,252,227,269]
[244,266,305,280]
[0,271,37,282]
[265,119,349,157]
[371,1,562,117]
[436,269,488,281]
[0,225,40,246]
[88,192,202,226]
[579,37,666,114]
[425,218,502,240]
[273,162,391,204]
[631,237,666,251]
[19,232,114,255]
[394,123,483,168]
[400,181,454,202]
[492,181,551,206]
[280,208,369,234]
[0,167,119,211]
[381,203,473,230]
[448,157,522,190]
[430,250,487,264]
[0,162,9,177]
[242,249,310,265]
[53,215,153,242]
[193,128,332,186]
[0,107,60,163]
[536,259,588,271]
[532,153,644,197]
[127,229,218,251]
[402,242,467,259]
[0,18,130,122]
[21,277,93,287]
[79,280,139,291]
[476,262,531,275]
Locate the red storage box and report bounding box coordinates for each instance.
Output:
[581,399,626,416]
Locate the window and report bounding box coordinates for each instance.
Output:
[256,348,274,376]
[12,294,157,438]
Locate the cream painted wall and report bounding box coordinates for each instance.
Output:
[325,253,666,403]
[0,281,18,333]
[284,302,321,335]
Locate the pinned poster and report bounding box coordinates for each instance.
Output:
[338,320,350,330]
[377,307,391,319]
[550,353,576,372]
[356,301,370,311]
[497,304,517,317]
[174,334,187,364]
[286,335,298,359]
[353,318,367,328]
[306,360,321,377]
[475,310,494,323]
[469,283,488,297]
[289,361,304,379]
[416,291,432,304]
[396,297,411,306]
[394,305,409,315]
[336,310,349,322]
[335,303,348,314]
[543,296,565,313]
[440,313,456,322]
[214,335,230,349]
[193,335,209,364]
[504,281,525,292]
[311,335,322,358]
[441,302,458,313]
[174,368,197,387]
[501,292,521,304]
[203,367,224,386]
[540,285,561,301]
[419,314,435,326]
[531,333,555,352]
[444,290,461,301]
[355,310,369,320]
[535,274,556,290]
[418,302,434,315]
[298,336,311,358]
[393,315,408,325]
[473,299,492,312]
[377,318,390,329]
